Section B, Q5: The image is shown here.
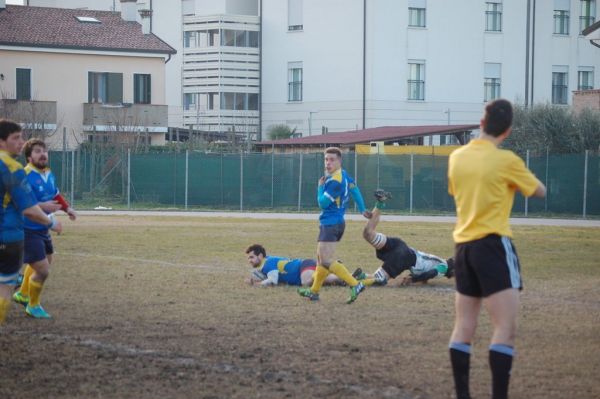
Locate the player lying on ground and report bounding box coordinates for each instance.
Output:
[353,189,454,286]
[245,244,343,287]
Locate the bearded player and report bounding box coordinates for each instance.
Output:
[13,138,77,319]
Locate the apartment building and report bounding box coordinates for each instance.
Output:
[261,0,600,140]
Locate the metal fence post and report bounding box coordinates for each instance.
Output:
[525,150,530,216]
[545,147,549,213]
[271,147,274,208]
[62,127,67,188]
[354,151,358,212]
[185,150,189,210]
[410,153,414,213]
[297,152,303,211]
[240,151,244,211]
[583,150,589,218]
[127,148,131,209]
[70,150,75,205]
[376,146,380,189]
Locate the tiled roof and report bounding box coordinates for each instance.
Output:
[258,124,479,146]
[0,5,176,54]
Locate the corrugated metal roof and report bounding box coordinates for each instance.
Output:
[0,5,176,55]
[258,124,479,146]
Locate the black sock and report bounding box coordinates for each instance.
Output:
[489,344,514,399]
[449,342,471,399]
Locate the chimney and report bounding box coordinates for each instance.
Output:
[120,0,137,22]
[139,9,152,34]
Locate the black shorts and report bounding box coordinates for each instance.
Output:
[24,229,54,264]
[454,234,522,298]
[376,237,417,279]
[0,240,24,285]
[318,223,345,242]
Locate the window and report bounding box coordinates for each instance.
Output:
[580,0,596,31]
[486,2,502,32]
[134,74,151,104]
[76,16,101,23]
[288,0,303,31]
[184,31,196,48]
[552,70,569,104]
[16,68,31,101]
[578,69,594,90]
[248,31,259,47]
[248,93,259,110]
[184,93,196,111]
[220,30,258,47]
[208,29,220,46]
[88,72,123,104]
[484,63,501,102]
[222,29,235,46]
[288,62,303,102]
[408,62,425,100]
[186,93,215,111]
[554,10,570,34]
[408,8,426,27]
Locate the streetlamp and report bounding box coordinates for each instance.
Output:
[308,111,318,136]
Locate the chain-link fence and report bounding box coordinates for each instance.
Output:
[47,148,600,217]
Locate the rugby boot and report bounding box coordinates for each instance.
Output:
[12,291,29,307]
[25,304,52,319]
[297,287,320,301]
[347,282,366,304]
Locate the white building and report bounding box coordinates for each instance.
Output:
[182,1,259,139]
[24,0,600,144]
[261,0,600,140]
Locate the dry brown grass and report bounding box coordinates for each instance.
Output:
[1,215,599,398]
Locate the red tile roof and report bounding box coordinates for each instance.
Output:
[258,124,479,146]
[0,5,176,54]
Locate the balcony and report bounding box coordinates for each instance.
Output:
[0,99,57,129]
[83,103,168,133]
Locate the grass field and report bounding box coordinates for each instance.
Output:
[1,215,599,398]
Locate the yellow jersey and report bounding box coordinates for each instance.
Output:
[448,139,541,243]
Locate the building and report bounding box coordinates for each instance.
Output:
[181,0,260,142]
[27,0,260,143]
[261,0,600,140]
[0,1,176,148]
[19,0,600,146]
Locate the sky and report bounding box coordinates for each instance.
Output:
[6,1,25,4]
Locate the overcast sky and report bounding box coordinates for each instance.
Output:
[7,1,25,4]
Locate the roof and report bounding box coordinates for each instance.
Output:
[0,5,176,55]
[258,124,479,146]
[582,19,600,48]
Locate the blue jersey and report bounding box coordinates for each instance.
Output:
[259,256,304,286]
[319,169,355,226]
[0,151,37,243]
[23,164,58,231]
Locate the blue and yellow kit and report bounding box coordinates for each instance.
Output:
[0,150,37,243]
[23,163,59,232]
[318,169,364,226]
[258,256,307,286]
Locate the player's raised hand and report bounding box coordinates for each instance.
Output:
[66,207,77,221]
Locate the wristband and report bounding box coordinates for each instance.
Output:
[46,214,56,230]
